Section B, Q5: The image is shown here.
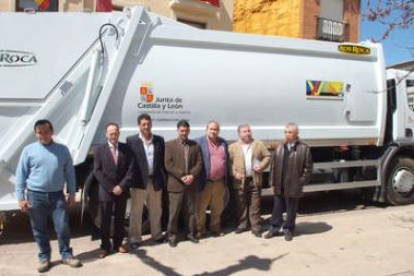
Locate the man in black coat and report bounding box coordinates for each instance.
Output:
[264,122,313,241]
[94,123,134,257]
[127,114,166,249]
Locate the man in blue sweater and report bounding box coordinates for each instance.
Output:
[15,120,82,273]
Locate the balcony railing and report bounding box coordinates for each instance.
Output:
[317,17,349,42]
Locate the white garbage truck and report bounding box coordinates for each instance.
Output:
[1,6,414,227]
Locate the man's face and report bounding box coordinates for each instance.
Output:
[177,126,190,141]
[238,126,252,144]
[139,119,152,137]
[284,126,298,143]
[106,125,120,145]
[206,122,219,141]
[35,124,53,145]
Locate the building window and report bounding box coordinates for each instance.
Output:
[199,0,219,7]
[113,5,123,11]
[317,17,349,42]
[317,0,348,42]
[319,0,344,22]
[16,0,59,12]
[177,18,206,29]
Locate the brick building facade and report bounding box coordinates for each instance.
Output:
[233,0,360,43]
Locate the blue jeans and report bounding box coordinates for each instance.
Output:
[27,190,73,262]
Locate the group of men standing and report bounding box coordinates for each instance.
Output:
[15,115,313,273]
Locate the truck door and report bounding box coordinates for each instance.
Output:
[405,79,414,138]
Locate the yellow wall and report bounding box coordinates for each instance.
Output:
[233,0,301,37]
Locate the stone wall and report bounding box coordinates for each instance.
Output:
[233,0,301,37]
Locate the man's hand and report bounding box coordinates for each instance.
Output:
[181,175,194,185]
[112,185,123,196]
[18,200,31,212]
[234,173,244,181]
[253,166,262,172]
[67,195,76,206]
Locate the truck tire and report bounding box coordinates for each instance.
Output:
[386,156,414,205]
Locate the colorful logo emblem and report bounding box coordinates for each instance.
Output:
[306,80,344,97]
[140,85,154,103]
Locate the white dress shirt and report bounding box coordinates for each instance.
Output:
[242,143,253,177]
[108,141,118,160]
[140,134,154,176]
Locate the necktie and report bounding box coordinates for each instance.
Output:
[183,142,189,174]
[111,146,118,166]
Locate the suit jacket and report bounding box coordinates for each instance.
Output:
[196,136,230,192]
[126,134,166,191]
[269,140,313,198]
[228,139,271,190]
[93,142,134,202]
[164,138,203,193]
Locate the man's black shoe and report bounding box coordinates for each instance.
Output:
[263,231,277,239]
[130,242,140,250]
[212,231,225,238]
[284,231,293,241]
[252,231,262,238]
[235,228,246,234]
[153,236,166,244]
[168,239,177,247]
[187,234,199,244]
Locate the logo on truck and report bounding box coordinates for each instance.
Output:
[0,50,37,67]
[306,80,344,97]
[140,85,154,103]
[338,45,371,55]
[137,82,189,115]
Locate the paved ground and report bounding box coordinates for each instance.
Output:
[1,193,414,276]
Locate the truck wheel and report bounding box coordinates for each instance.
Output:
[82,172,100,228]
[221,184,235,227]
[386,156,414,205]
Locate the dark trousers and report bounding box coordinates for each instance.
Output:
[167,186,197,241]
[100,197,127,251]
[235,179,261,232]
[270,194,299,233]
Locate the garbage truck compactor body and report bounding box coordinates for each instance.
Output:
[1,7,414,223]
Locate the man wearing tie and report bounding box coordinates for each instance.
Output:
[94,123,134,257]
[229,124,270,238]
[165,120,203,247]
[127,114,166,249]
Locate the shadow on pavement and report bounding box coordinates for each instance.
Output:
[1,190,387,245]
[75,248,102,264]
[294,221,333,236]
[131,249,288,276]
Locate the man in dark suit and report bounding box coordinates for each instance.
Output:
[165,120,203,247]
[94,123,134,257]
[127,113,166,249]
